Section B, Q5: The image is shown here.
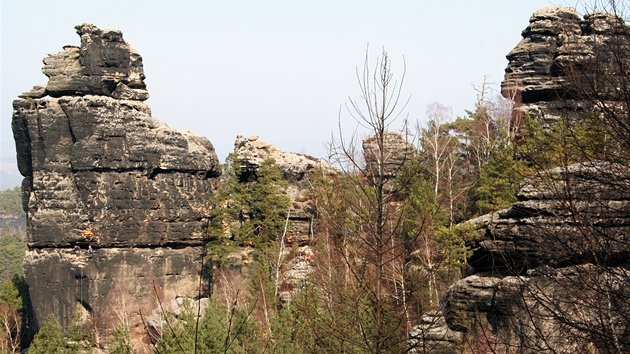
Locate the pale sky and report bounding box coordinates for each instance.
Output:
[1,1,567,189]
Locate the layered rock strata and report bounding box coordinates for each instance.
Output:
[467,162,630,273]
[363,132,416,193]
[362,132,416,180]
[409,311,463,354]
[434,7,630,353]
[41,23,149,101]
[502,6,630,125]
[439,162,630,352]
[12,24,219,349]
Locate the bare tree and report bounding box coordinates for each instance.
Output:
[298,48,443,353]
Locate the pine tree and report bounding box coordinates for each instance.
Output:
[208,154,289,247]
[474,146,522,214]
[28,317,71,354]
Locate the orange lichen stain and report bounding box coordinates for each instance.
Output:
[81,228,102,243]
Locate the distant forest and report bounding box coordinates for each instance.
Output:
[0,187,23,216]
[0,187,26,284]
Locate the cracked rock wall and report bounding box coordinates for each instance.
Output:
[432,7,630,353]
[12,24,219,349]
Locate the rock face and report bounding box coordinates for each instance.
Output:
[12,24,219,350]
[439,162,630,352]
[362,132,416,193]
[467,161,630,273]
[409,311,463,354]
[41,24,149,101]
[502,6,630,125]
[434,7,630,353]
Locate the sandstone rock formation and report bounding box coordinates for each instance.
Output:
[12,24,219,350]
[362,133,416,179]
[234,135,336,183]
[502,6,630,126]
[363,132,416,193]
[436,161,630,352]
[433,7,630,353]
[41,24,149,101]
[233,136,333,302]
[409,311,463,354]
[467,162,630,273]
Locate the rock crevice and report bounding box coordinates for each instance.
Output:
[12,24,219,349]
[502,6,630,125]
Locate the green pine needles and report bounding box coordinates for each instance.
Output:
[207,154,290,252]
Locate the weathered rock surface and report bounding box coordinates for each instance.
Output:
[43,24,149,101]
[12,24,219,350]
[430,7,630,353]
[502,6,630,125]
[362,132,416,180]
[24,247,203,345]
[13,95,219,248]
[442,263,630,353]
[409,311,463,354]
[363,132,416,193]
[440,163,630,351]
[466,161,630,273]
[234,135,335,183]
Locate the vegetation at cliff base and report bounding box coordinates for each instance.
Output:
[194,49,523,353]
[15,2,630,353]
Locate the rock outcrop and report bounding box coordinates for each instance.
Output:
[12,24,219,350]
[466,161,630,273]
[233,136,332,301]
[362,132,416,193]
[434,7,630,353]
[502,6,630,125]
[40,23,149,101]
[438,161,630,352]
[234,135,336,183]
[409,311,463,354]
[362,133,416,179]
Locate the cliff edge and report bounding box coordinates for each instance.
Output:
[12,24,220,349]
